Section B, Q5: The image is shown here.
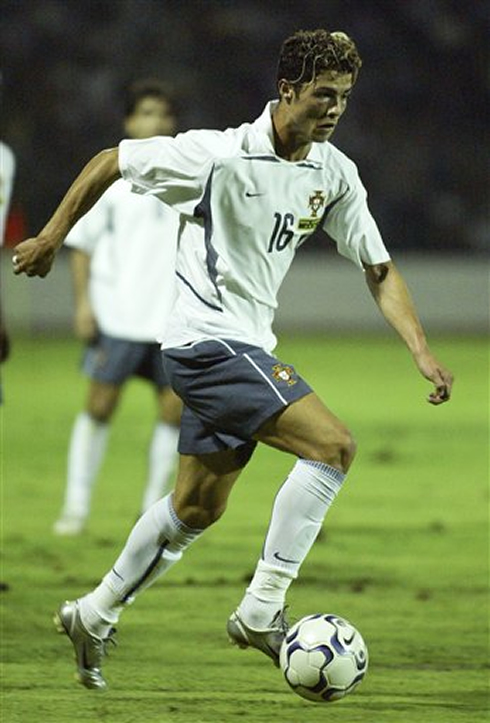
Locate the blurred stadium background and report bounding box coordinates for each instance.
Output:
[0,0,488,335]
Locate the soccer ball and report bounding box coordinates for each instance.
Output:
[279,613,368,703]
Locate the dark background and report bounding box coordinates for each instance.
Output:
[1,0,488,253]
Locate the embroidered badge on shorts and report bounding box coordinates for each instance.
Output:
[272,363,297,386]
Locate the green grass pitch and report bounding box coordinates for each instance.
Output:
[1,334,488,723]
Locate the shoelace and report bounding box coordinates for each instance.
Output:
[271,607,290,635]
[101,628,118,656]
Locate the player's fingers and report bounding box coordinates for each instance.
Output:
[427,365,453,404]
[438,371,453,401]
[24,259,40,276]
[428,384,450,405]
[12,253,36,275]
[12,254,23,274]
[19,255,54,278]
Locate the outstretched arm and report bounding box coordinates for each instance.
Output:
[12,148,120,278]
[364,260,453,405]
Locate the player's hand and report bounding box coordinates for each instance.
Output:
[12,236,57,278]
[74,300,98,342]
[413,348,453,405]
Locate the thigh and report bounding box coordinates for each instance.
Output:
[172,449,249,528]
[254,392,352,461]
[156,386,183,426]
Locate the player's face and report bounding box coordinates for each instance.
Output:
[124,97,176,139]
[287,71,353,144]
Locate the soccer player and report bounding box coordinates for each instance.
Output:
[53,80,183,535]
[12,29,453,689]
[0,140,16,402]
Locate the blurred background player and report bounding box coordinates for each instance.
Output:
[0,139,16,400]
[53,79,182,536]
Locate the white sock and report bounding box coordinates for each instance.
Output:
[79,494,202,636]
[60,412,109,519]
[238,459,346,628]
[140,422,179,512]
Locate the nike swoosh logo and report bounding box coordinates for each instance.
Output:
[273,551,300,564]
[245,191,265,197]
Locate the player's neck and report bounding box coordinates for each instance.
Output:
[272,112,311,162]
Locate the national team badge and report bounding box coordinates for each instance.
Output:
[298,190,327,231]
[272,363,297,386]
[308,190,326,217]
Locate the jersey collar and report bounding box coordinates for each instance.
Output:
[252,100,325,165]
[251,101,279,154]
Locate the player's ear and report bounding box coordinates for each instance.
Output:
[278,80,295,104]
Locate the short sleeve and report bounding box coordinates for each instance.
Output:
[322,172,391,269]
[119,130,235,217]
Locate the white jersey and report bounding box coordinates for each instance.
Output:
[0,141,16,245]
[65,179,179,341]
[119,101,391,352]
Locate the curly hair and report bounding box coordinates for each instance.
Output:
[277,29,362,88]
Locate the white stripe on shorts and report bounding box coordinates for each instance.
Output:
[209,338,238,355]
[243,353,288,406]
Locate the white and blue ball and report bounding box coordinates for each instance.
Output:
[279,613,368,703]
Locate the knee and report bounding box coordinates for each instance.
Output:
[87,394,118,423]
[197,501,228,528]
[87,405,113,424]
[173,498,227,530]
[86,383,121,423]
[310,428,357,473]
[172,450,242,529]
[339,430,357,471]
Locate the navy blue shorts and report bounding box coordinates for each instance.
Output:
[162,339,312,455]
[83,332,169,387]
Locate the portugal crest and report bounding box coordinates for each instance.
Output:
[308,190,326,217]
[272,363,297,386]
